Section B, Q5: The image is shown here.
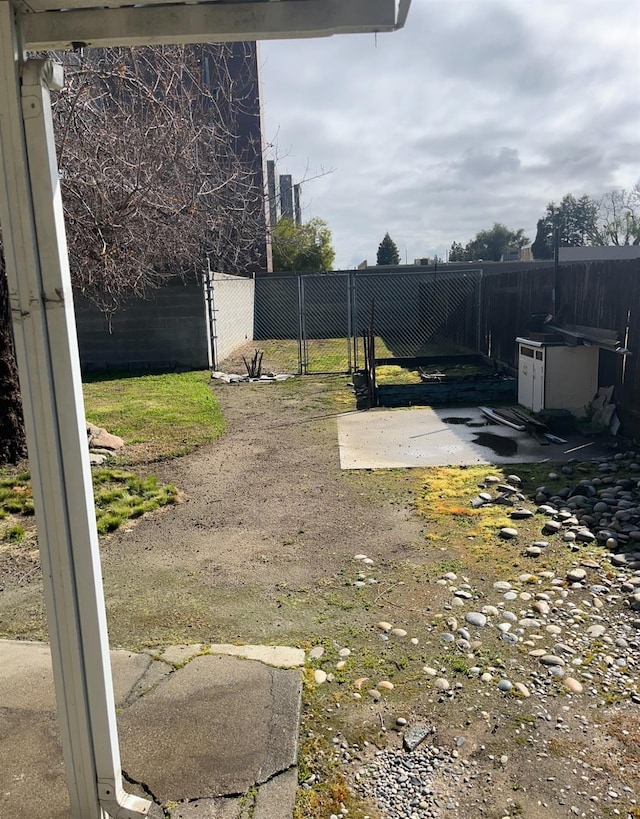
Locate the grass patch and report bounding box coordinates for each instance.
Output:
[0,468,177,539]
[414,465,512,541]
[218,337,474,376]
[2,524,25,542]
[83,370,225,463]
[93,469,177,533]
[376,364,422,385]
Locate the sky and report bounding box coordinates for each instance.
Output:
[259,0,640,269]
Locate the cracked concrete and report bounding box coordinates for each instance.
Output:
[0,640,302,819]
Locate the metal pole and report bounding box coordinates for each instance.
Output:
[346,273,353,374]
[553,222,560,319]
[476,271,483,355]
[0,12,149,818]
[204,258,215,370]
[297,274,304,375]
[352,272,359,371]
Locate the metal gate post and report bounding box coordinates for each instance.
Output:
[0,12,149,818]
[296,274,304,374]
[351,272,358,371]
[299,274,309,374]
[346,272,353,373]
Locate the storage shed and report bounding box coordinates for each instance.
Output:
[517,336,599,416]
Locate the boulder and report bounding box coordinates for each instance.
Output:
[87,422,124,451]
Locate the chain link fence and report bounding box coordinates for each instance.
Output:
[209,269,483,375]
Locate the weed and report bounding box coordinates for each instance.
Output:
[2,524,25,542]
[450,657,471,675]
[323,593,355,611]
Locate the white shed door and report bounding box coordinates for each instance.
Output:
[532,349,545,413]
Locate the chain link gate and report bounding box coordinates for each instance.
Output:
[300,273,351,373]
[209,268,483,376]
[352,269,483,367]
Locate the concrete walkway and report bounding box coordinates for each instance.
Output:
[0,640,304,819]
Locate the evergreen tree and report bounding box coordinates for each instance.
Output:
[531,194,600,259]
[448,241,467,262]
[531,218,553,260]
[376,232,400,266]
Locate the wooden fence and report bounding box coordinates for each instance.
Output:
[479,258,640,438]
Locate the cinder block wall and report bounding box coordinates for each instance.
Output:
[74,276,209,372]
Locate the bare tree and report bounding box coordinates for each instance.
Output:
[597,186,640,246]
[53,43,268,315]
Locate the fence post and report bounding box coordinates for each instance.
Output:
[351,272,359,370]
[346,272,353,373]
[476,270,484,355]
[204,260,216,369]
[297,274,305,374]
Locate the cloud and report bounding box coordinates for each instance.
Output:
[260,0,640,267]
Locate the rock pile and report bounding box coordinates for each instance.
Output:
[86,421,124,465]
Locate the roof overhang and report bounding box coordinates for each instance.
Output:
[14,0,411,51]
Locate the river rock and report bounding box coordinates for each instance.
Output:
[565,677,584,694]
[403,723,433,752]
[510,509,534,520]
[540,654,566,667]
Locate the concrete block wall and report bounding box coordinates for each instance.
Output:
[75,276,209,372]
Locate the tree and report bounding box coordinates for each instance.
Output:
[271,217,335,272]
[448,241,467,262]
[376,232,400,266]
[531,194,600,259]
[464,223,529,262]
[531,218,552,260]
[0,250,27,464]
[597,187,640,246]
[52,44,268,315]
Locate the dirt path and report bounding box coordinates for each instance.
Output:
[99,376,423,648]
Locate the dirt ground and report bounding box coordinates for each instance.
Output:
[1,375,639,819]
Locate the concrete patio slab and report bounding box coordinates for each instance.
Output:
[338,406,603,469]
[118,654,302,801]
[208,644,305,669]
[0,641,302,819]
